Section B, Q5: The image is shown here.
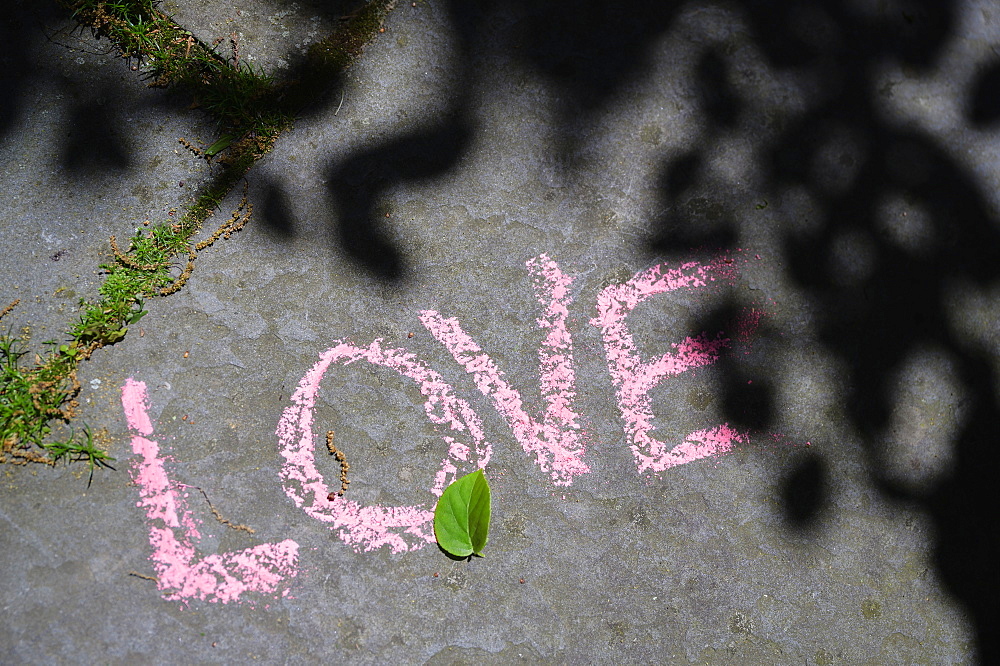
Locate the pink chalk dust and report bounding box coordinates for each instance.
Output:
[590,258,749,474]
[275,340,492,553]
[420,253,588,486]
[121,379,299,604]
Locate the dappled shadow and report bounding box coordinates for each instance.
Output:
[674,1,997,659]
[753,11,1000,658]
[968,58,1000,128]
[324,112,473,281]
[62,100,132,173]
[9,0,1000,659]
[308,1,694,280]
[258,176,297,238]
[649,149,740,251]
[0,4,64,146]
[695,298,777,434]
[781,451,829,529]
[312,0,1000,658]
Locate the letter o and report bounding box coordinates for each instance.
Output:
[276,340,492,553]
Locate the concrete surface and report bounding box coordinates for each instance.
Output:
[2,0,999,663]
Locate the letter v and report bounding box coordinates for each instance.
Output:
[419,254,588,486]
[121,378,299,604]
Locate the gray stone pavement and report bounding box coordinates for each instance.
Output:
[2,0,999,663]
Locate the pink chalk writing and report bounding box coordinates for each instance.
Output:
[590,258,749,474]
[121,251,793,600]
[121,379,298,604]
[275,340,492,553]
[419,253,587,486]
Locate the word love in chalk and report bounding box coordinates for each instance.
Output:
[276,253,756,554]
[121,252,768,604]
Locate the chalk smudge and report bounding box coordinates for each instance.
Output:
[590,259,749,474]
[121,379,299,604]
[276,341,492,553]
[420,253,588,486]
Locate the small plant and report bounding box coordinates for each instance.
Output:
[73,296,148,346]
[45,426,116,486]
[0,330,114,478]
[433,469,492,558]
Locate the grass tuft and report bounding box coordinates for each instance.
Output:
[0,331,115,478]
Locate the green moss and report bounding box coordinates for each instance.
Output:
[861,598,883,620]
[316,0,395,65]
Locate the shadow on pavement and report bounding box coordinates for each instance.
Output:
[0,4,64,147]
[312,0,999,660]
[9,0,999,659]
[324,112,473,281]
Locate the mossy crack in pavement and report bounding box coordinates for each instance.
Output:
[1,0,394,469]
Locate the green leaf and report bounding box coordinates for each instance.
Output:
[125,309,147,325]
[103,328,128,344]
[204,133,236,156]
[433,468,491,558]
